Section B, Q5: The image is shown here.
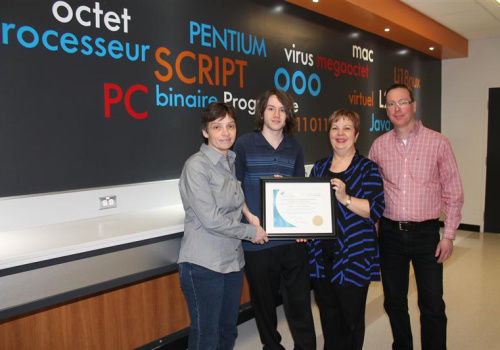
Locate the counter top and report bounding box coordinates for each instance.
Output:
[0,205,185,271]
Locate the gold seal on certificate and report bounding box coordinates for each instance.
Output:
[260,177,337,239]
[312,215,324,226]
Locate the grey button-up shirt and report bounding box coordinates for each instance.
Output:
[178,143,257,273]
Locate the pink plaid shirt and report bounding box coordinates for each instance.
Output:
[369,120,464,240]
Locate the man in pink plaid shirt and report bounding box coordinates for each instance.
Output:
[369,83,464,350]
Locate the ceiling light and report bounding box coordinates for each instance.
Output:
[429,47,435,51]
[384,28,390,32]
[313,0,320,3]
[272,5,284,13]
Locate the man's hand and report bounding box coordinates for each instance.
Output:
[435,238,453,263]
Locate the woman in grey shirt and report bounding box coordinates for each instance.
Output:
[178,102,267,350]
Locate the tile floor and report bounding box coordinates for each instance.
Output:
[234,230,500,349]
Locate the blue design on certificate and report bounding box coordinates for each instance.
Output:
[273,189,295,228]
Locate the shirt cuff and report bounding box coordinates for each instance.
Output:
[244,224,257,241]
[442,227,456,240]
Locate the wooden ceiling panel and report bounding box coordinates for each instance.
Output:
[286,0,468,59]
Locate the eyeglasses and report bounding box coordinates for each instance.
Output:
[386,99,413,109]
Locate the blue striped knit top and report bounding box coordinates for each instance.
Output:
[308,152,385,287]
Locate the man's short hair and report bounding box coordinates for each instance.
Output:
[384,83,414,104]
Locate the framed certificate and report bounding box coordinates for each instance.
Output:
[260,177,337,239]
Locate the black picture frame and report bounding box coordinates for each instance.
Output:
[260,177,338,240]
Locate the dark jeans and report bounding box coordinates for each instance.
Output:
[379,218,447,350]
[179,262,243,350]
[312,278,369,350]
[244,244,316,350]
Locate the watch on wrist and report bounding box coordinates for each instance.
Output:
[345,195,352,207]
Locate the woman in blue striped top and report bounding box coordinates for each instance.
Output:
[308,109,385,350]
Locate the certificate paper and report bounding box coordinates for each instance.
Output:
[261,177,337,239]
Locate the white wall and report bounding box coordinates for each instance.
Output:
[0,180,181,232]
[442,37,500,232]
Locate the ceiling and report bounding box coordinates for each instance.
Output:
[402,0,500,40]
[286,0,500,59]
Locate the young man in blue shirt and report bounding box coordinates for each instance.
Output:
[234,89,316,350]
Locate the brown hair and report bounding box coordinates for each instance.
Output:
[254,89,296,136]
[328,109,360,135]
[201,102,237,143]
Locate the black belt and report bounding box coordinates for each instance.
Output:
[381,217,439,232]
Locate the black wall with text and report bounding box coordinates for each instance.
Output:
[0,0,441,197]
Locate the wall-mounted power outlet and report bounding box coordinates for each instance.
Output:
[99,196,117,210]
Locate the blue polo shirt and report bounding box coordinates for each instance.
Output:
[234,131,305,251]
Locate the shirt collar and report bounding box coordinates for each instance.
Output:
[390,119,423,140]
[200,143,235,165]
[409,119,423,137]
[254,130,293,150]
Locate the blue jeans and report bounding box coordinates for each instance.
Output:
[379,218,446,350]
[179,262,243,350]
